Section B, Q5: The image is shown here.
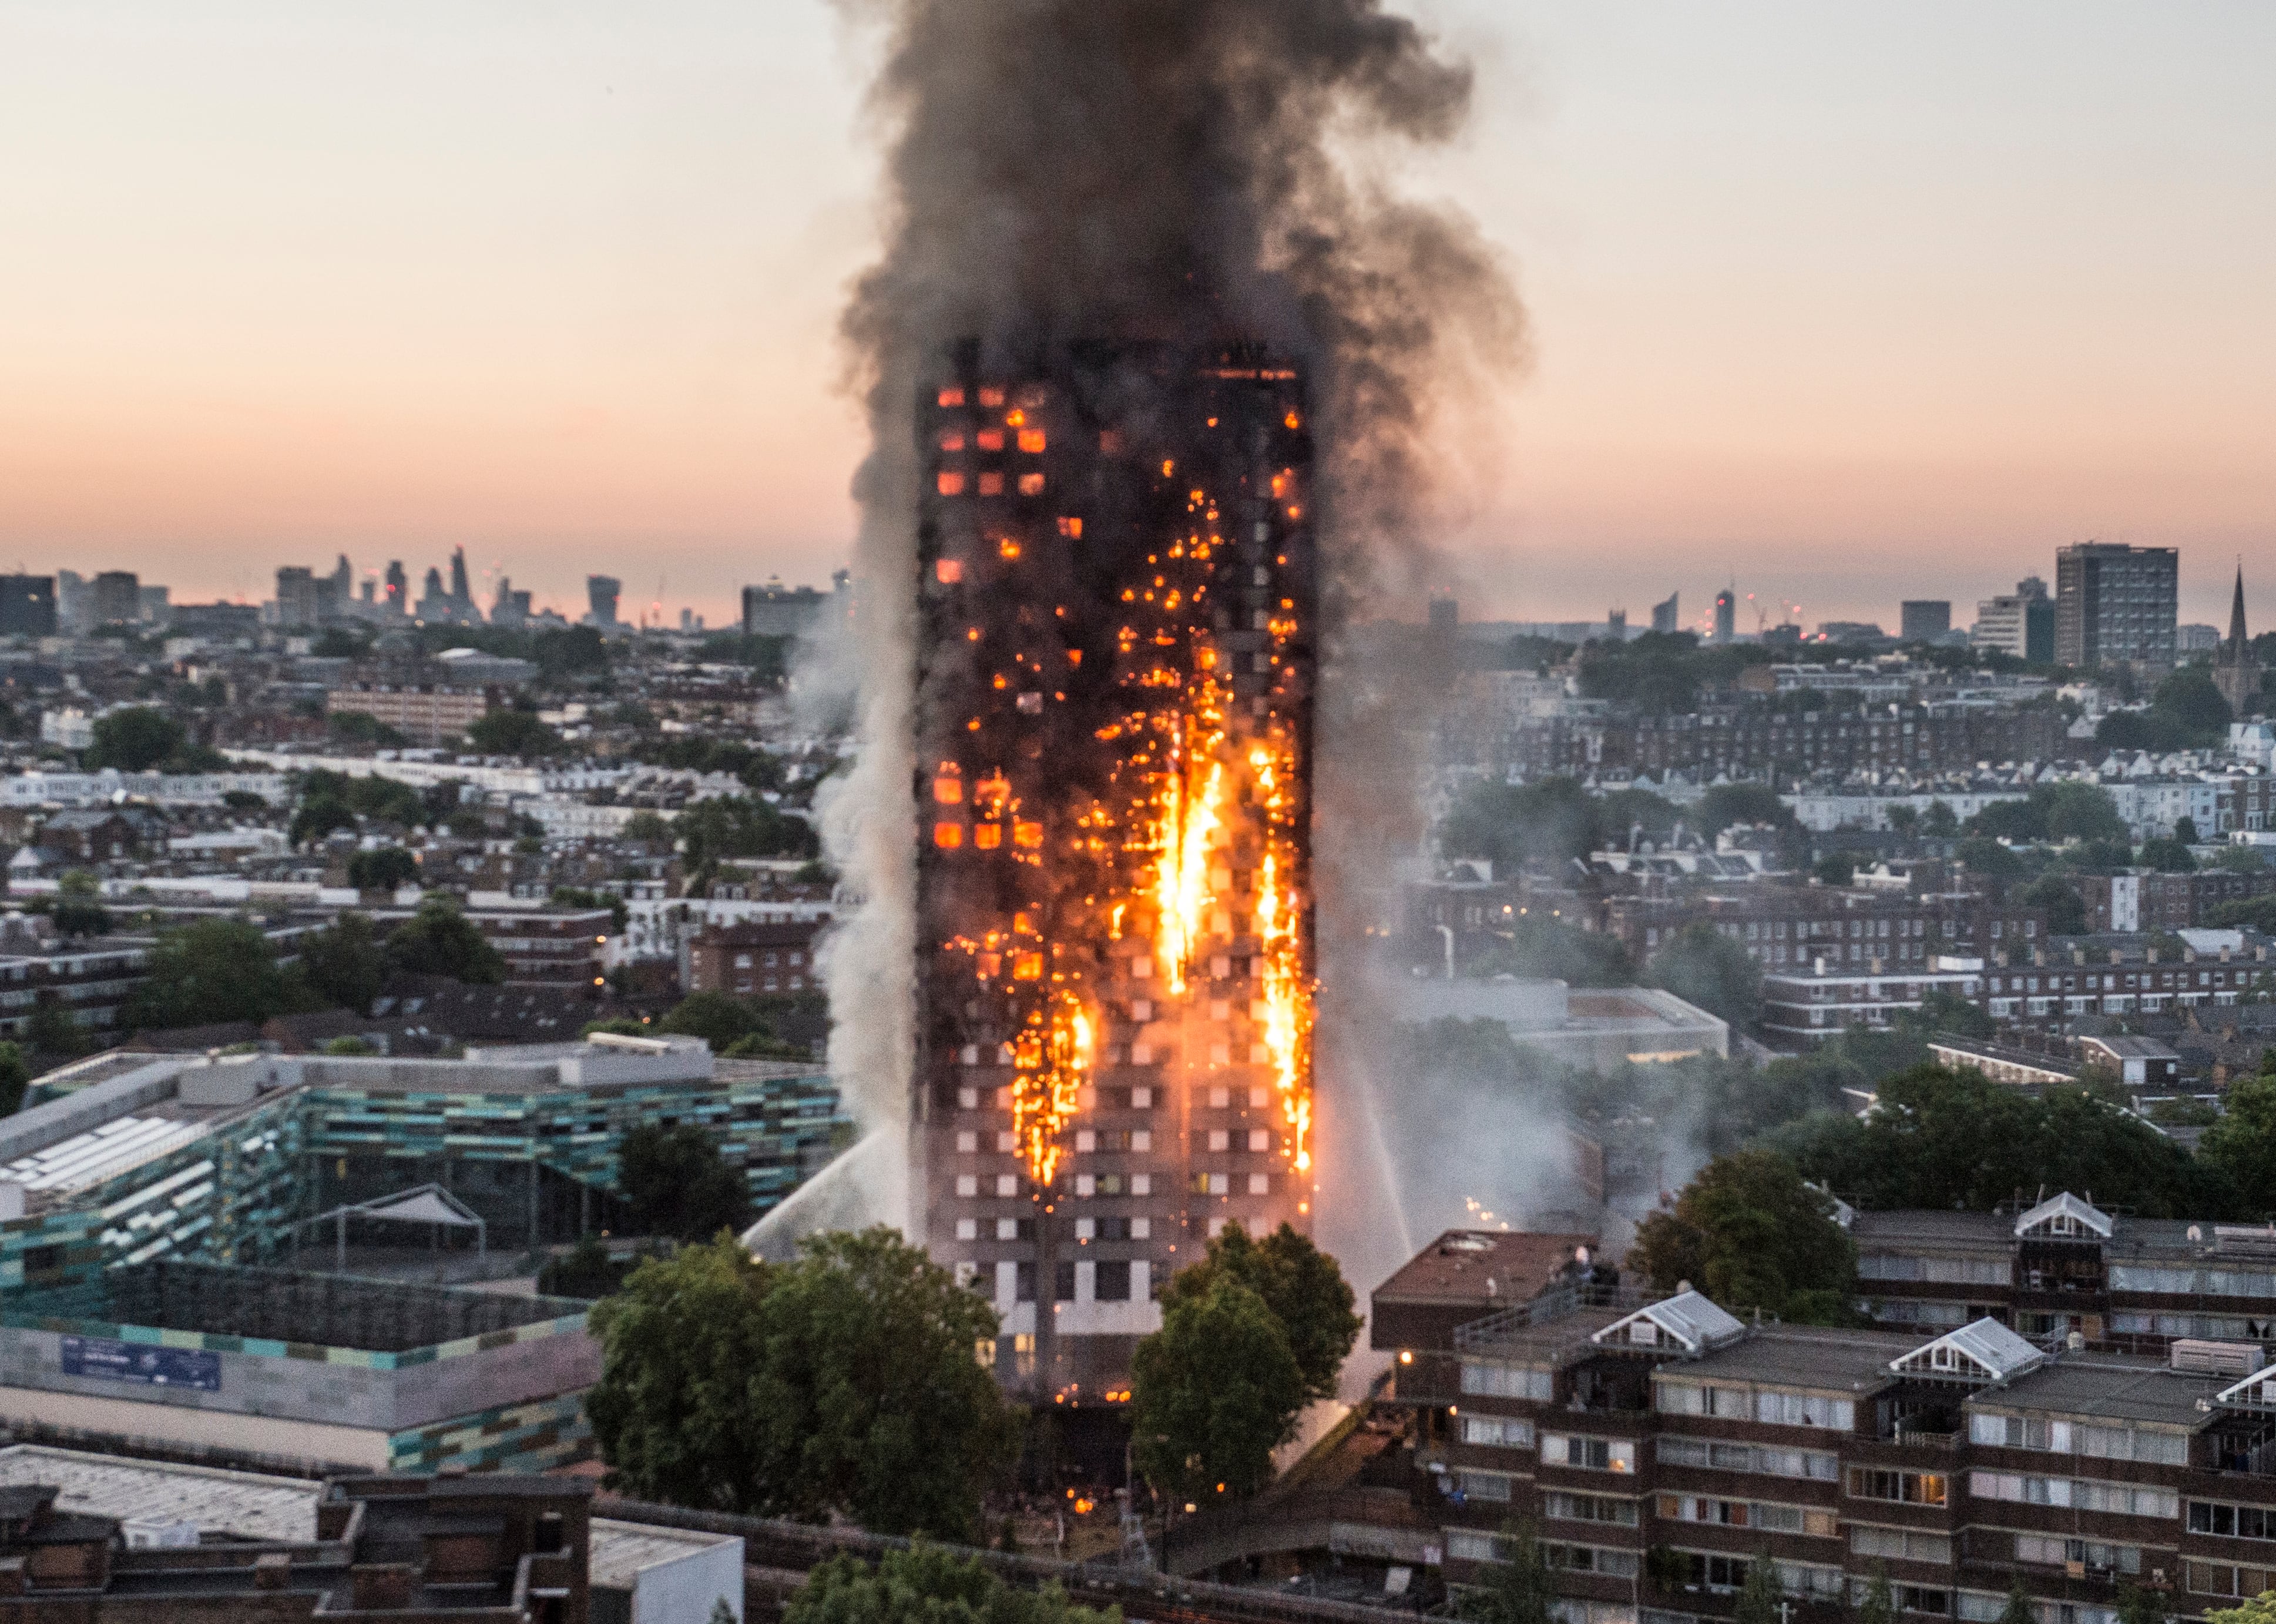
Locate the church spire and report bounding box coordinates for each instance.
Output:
[2230,560,2250,656]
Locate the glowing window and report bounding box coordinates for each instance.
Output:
[934,823,962,848]
[1018,430,1046,454]
[935,559,962,584]
[936,472,965,495]
[978,472,1005,496]
[978,386,1006,407]
[1013,821,1043,847]
[976,428,1006,452]
[933,776,963,804]
[998,539,1021,559]
[1018,473,1046,496]
[1012,951,1043,980]
[975,824,1002,850]
[1057,517,1083,538]
[938,431,965,452]
[937,386,965,407]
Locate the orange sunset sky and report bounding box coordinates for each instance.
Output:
[3,2,2272,634]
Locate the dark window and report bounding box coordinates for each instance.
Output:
[1096,1260,1132,1301]
[1055,1261,1076,1302]
[1015,1261,1036,1303]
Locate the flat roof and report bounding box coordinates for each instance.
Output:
[1374,1231,1596,1308]
[585,1521,742,1589]
[0,1445,318,1544]
[1976,1357,2223,1430]
[1852,1210,2013,1251]
[1672,1326,1919,1396]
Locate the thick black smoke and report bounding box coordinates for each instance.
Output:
[801,0,1520,1261]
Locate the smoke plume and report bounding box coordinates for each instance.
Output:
[808,0,1522,1250]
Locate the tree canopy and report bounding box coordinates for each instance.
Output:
[298,912,388,1015]
[785,1545,1117,1624]
[1158,1222,1359,1404]
[83,707,220,773]
[1629,1149,1857,1324]
[1777,1065,2231,1217]
[384,897,506,984]
[586,1230,1013,1538]
[466,709,563,757]
[1466,917,1635,986]
[677,795,821,865]
[346,847,419,891]
[616,1122,754,1241]
[127,918,304,1029]
[1453,1524,1556,1624]
[2200,1073,2276,1220]
[1131,1276,1307,1504]
[1647,923,1763,1029]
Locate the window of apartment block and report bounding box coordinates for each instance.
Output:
[1541,1434,1635,1473]
[1095,1260,1132,1301]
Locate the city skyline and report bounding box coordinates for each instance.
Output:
[4,4,2272,629]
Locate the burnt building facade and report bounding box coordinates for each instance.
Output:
[911,348,1318,1396]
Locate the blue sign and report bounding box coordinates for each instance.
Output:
[61,1337,221,1393]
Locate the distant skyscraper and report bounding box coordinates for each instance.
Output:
[1713,588,1735,646]
[55,571,90,636]
[2215,563,2261,720]
[91,571,140,626]
[448,547,472,610]
[741,579,833,638]
[137,585,169,627]
[2055,542,2177,671]
[384,561,409,616]
[1900,601,1951,643]
[275,566,320,628]
[417,566,451,622]
[1650,592,1679,635]
[586,576,622,629]
[1971,577,2055,661]
[0,576,57,639]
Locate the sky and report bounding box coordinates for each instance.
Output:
[2,2,2272,633]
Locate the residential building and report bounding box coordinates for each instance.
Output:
[1714,589,1735,646]
[366,905,613,992]
[325,683,495,744]
[1606,890,2045,978]
[1651,593,1680,635]
[740,579,831,638]
[1377,1208,2276,1624]
[1761,961,1988,1045]
[687,920,823,996]
[1902,602,1952,643]
[0,577,56,639]
[2056,543,2178,672]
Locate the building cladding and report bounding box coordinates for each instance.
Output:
[911,347,1317,1394]
[0,577,57,640]
[1378,1204,2276,1624]
[1901,602,1952,642]
[2056,543,2179,672]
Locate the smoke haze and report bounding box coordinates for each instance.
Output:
[807,0,1522,1268]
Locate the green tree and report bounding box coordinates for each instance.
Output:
[1856,1566,1896,1624]
[2207,1595,2276,1624]
[1955,837,2023,878]
[1441,777,1606,870]
[616,1122,754,1240]
[1695,782,1794,838]
[2117,1579,2169,1624]
[1996,1576,2033,1624]
[2176,816,2203,845]
[676,795,821,864]
[587,1230,1011,1537]
[290,794,357,847]
[1921,800,1959,837]
[324,1035,376,1055]
[1455,1522,1556,1624]
[2152,666,2234,744]
[2039,781,2129,843]
[466,708,563,757]
[1885,805,1919,837]
[51,870,110,939]
[1131,1277,1307,1504]
[1648,923,1763,1029]
[533,625,610,677]
[26,998,85,1059]
[2203,1073,2276,1219]
[328,710,408,749]
[384,897,506,983]
[0,1041,28,1116]
[346,846,419,891]
[1905,987,1995,1041]
[1733,1554,1782,1624]
[1159,1222,1359,1403]
[1628,1149,1857,1323]
[83,706,184,771]
[1813,850,1861,887]
[298,913,388,1014]
[128,917,301,1028]
[785,1545,1116,1624]
[2020,873,2089,936]
[656,991,763,1053]
[623,810,673,844]
[2139,837,2196,873]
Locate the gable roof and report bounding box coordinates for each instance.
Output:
[1592,1290,1747,1356]
[1889,1317,2046,1384]
[2015,1191,2113,1239]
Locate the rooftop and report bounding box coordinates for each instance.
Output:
[1980,1356,2224,1430]
[1676,1324,1919,1394]
[1373,1231,1596,1310]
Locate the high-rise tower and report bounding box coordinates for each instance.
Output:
[912,346,1317,1398]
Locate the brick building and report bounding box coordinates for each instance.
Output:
[686,920,823,996]
[1375,1204,2276,1624]
[324,683,495,745]
[1607,890,2045,977]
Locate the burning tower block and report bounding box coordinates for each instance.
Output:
[915,346,1317,1398]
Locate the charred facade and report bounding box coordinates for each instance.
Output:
[913,344,1318,1396]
